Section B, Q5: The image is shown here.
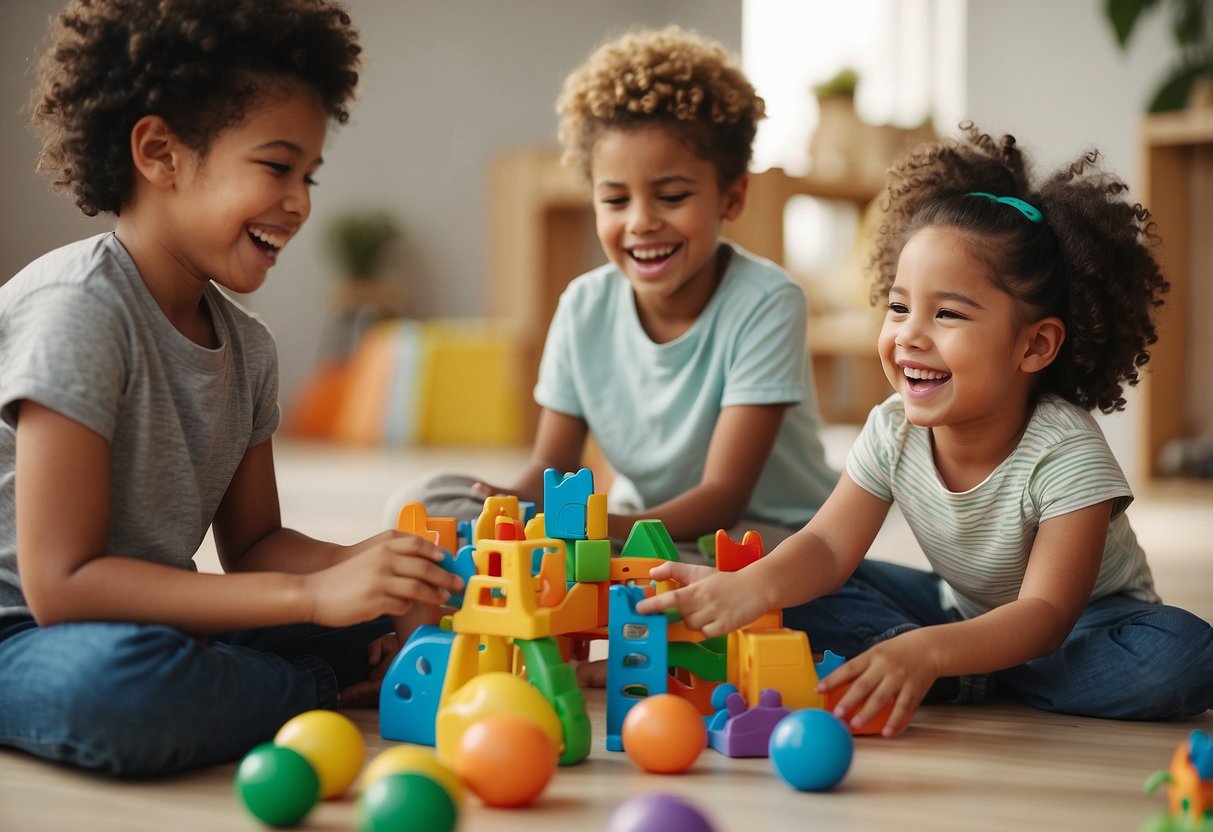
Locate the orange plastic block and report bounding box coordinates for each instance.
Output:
[396,502,440,545]
[823,682,894,736]
[715,529,764,573]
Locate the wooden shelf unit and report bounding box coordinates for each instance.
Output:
[488,147,889,440]
[1138,110,1213,487]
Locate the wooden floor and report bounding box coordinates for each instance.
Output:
[2,436,1210,831]
[3,693,1210,831]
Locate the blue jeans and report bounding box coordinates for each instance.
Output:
[0,615,392,777]
[782,559,1213,720]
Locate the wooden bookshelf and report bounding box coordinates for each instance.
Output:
[487,147,889,439]
[1138,109,1213,489]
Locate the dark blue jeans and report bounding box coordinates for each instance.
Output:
[0,615,392,777]
[783,559,1213,720]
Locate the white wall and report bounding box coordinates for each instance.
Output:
[0,1,1175,478]
[0,0,740,404]
[962,0,1171,481]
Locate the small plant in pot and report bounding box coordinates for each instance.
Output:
[1105,0,1213,111]
[327,209,402,281]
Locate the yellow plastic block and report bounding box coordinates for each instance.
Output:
[585,493,608,540]
[475,495,520,544]
[732,629,823,711]
[416,319,523,447]
[452,539,565,640]
[525,513,546,540]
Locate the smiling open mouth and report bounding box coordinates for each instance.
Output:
[629,243,681,266]
[247,225,285,260]
[903,366,951,392]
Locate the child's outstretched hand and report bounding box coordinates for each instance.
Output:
[305,532,463,629]
[634,561,776,639]
[817,629,939,737]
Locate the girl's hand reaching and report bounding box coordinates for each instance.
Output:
[634,561,777,639]
[303,532,463,629]
[817,628,940,737]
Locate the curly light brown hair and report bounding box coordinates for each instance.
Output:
[32,0,361,217]
[556,25,765,187]
[868,122,1169,414]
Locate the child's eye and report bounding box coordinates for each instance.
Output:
[600,196,628,207]
[936,308,964,320]
[260,161,290,175]
[304,174,319,187]
[659,192,690,204]
[887,302,908,315]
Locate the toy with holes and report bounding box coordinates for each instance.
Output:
[1141,729,1213,832]
[380,468,628,770]
[606,529,893,762]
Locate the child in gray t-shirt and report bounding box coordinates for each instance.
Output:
[0,0,461,777]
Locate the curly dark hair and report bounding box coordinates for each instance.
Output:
[32,0,361,217]
[556,25,765,187]
[868,122,1169,414]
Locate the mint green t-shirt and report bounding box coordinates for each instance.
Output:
[533,242,838,529]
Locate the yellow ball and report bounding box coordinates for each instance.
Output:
[361,744,464,806]
[435,672,562,767]
[275,710,365,799]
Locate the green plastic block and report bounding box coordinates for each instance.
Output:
[620,519,680,561]
[574,538,611,582]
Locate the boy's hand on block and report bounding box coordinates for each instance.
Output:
[304,533,463,629]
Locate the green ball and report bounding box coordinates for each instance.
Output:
[234,742,320,827]
[357,772,458,832]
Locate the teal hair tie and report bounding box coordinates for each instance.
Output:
[966,191,1044,224]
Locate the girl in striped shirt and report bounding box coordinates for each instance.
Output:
[639,122,1212,735]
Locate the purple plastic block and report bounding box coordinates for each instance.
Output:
[607,793,715,832]
[707,688,791,758]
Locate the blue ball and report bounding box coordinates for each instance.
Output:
[768,708,853,791]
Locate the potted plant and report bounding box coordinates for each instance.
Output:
[325,209,406,317]
[327,209,402,280]
[1105,0,1213,111]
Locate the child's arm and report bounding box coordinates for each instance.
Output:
[16,402,461,633]
[636,473,890,635]
[822,500,1112,736]
[606,403,787,542]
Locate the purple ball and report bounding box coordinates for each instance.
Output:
[607,793,715,832]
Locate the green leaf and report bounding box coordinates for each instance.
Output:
[1169,0,1208,46]
[1148,61,1209,111]
[1106,0,1161,49]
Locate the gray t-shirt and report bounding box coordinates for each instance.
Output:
[0,233,280,616]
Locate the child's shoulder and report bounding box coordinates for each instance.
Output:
[1020,395,1107,451]
[721,243,804,299]
[3,233,128,305]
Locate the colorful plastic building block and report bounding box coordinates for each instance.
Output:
[1143,729,1213,830]
[620,519,680,561]
[606,584,669,752]
[543,468,594,539]
[714,529,764,573]
[380,625,457,745]
[707,686,791,758]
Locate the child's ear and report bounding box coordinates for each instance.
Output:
[129,115,185,189]
[1020,315,1065,373]
[721,173,748,221]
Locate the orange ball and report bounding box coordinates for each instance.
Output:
[621,694,706,774]
[452,714,558,807]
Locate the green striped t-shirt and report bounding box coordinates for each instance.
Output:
[847,394,1160,619]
